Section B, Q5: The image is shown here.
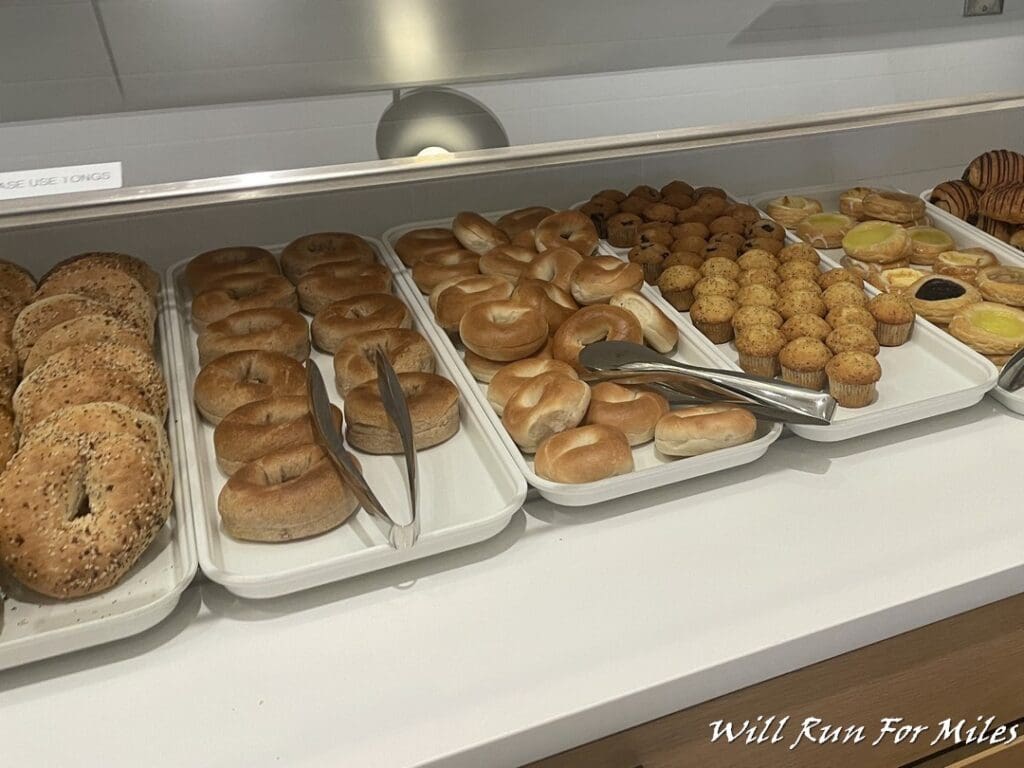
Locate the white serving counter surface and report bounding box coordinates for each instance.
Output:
[2,399,1022,767]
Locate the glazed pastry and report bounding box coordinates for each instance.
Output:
[975,265,1024,307]
[826,325,879,357]
[905,226,956,266]
[861,190,926,224]
[948,302,1024,356]
[907,275,982,325]
[842,221,911,264]
[734,326,787,377]
[978,184,1024,225]
[867,294,915,346]
[963,150,1024,191]
[934,249,999,283]
[825,351,881,408]
[930,181,979,221]
[689,295,738,343]
[781,314,832,343]
[796,213,856,249]
[766,195,822,227]
[778,337,832,390]
[839,187,873,220]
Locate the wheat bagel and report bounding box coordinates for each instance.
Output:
[312,294,411,353]
[198,307,309,366]
[185,246,280,293]
[332,328,436,395]
[344,372,460,454]
[280,232,375,283]
[193,350,305,424]
[191,273,298,329]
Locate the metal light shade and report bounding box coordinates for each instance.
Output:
[376,88,509,160]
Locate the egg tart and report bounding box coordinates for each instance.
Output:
[907,275,982,325]
[766,195,823,228]
[949,302,1024,356]
[842,221,911,264]
[934,249,999,283]
[877,267,925,296]
[796,213,856,249]
[976,265,1024,307]
[861,190,926,224]
[905,226,956,266]
[839,187,873,220]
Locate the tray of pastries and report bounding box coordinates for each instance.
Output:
[751,183,1020,416]
[166,235,526,599]
[923,149,1024,253]
[381,210,782,508]
[573,181,997,440]
[0,253,196,671]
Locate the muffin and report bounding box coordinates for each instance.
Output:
[735,326,787,377]
[657,266,701,311]
[738,268,781,290]
[709,216,744,236]
[822,282,869,311]
[777,261,821,283]
[736,284,780,309]
[629,244,669,284]
[700,256,741,281]
[675,235,709,254]
[826,305,878,333]
[781,313,833,342]
[672,222,710,240]
[709,232,747,251]
[690,295,738,343]
[826,325,880,356]
[737,249,779,271]
[643,202,679,224]
[731,305,784,333]
[663,251,705,271]
[746,237,784,255]
[777,291,828,320]
[702,243,739,261]
[778,278,822,297]
[868,293,916,346]
[607,213,643,248]
[779,337,832,390]
[825,351,882,408]
[693,276,740,301]
[635,222,674,248]
[747,219,787,242]
[818,267,865,291]
[777,242,821,265]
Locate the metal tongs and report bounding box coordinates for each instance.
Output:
[579,341,836,426]
[306,356,419,550]
[998,347,1024,392]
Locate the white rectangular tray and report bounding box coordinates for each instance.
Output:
[750,184,1007,423]
[167,238,526,600]
[0,281,197,672]
[381,217,782,508]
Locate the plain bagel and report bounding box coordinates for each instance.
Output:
[487,358,578,416]
[453,212,510,254]
[534,424,634,484]
[459,301,548,362]
[495,207,555,239]
[608,289,677,353]
[511,279,578,335]
[500,372,591,452]
[535,211,599,257]
[433,275,515,333]
[570,256,644,305]
[394,228,462,267]
[584,382,669,446]
[521,246,584,292]
[552,305,643,371]
[655,404,758,457]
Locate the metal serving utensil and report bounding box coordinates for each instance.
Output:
[998,347,1024,392]
[306,362,414,550]
[373,349,419,550]
[579,341,836,426]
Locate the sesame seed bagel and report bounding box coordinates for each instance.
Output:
[197,307,309,366]
[0,403,172,599]
[0,403,16,472]
[193,350,306,425]
[0,341,16,401]
[12,294,115,367]
[214,395,342,476]
[34,262,155,338]
[218,443,359,542]
[23,314,152,376]
[41,252,159,301]
[0,259,37,306]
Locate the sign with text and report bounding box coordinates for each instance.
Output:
[0,162,122,200]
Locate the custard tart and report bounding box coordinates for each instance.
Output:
[796,213,856,249]
[766,195,823,228]
[934,249,999,283]
[975,265,1024,307]
[842,221,911,264]
[907,275,982,325]
[905,226,956,266]
[948,302,1024,356]
[877,267,925,295]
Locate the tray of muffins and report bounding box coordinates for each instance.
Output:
[0,253,197,671]
[573,181,998,440]
[751,183,1019,416]
[166,235,526,599]
[381,209,782,508]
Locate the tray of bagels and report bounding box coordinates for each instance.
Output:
[572,181,999,439]
[382,209,783,508]
[747,183,1018,416]
[0,252,196,670]
[168,235,526,599]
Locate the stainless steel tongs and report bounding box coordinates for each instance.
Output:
[579,341,836,426]
[306,357,420,550]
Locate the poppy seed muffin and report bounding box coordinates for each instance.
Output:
[657,265,702,311]
[735,326,787,377]
[868,293,916,346]
[781,313,833,342]
[731,305,784,333]
[826,305,878,333]
[822,282,869,311]
[690,295,738,343]
[777,291,828,320]
[779,337,832,389]
[736,284,780,309]
[778,242,821,265]
[826,325,880,356]
[825,351,882,408]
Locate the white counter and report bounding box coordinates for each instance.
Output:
[2,398,1023,768]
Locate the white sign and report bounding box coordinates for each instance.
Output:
[0,162,122,200]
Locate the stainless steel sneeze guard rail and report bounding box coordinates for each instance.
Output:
[2,92,1023,231]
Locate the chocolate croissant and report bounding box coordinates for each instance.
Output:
[929,180,979,222]
[978,183,1024,225]
[962,149,1024,191]
[977,215,1015,243]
